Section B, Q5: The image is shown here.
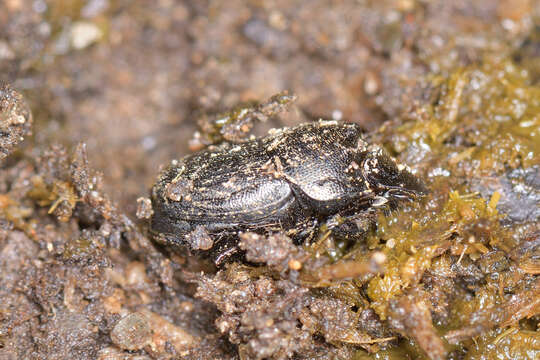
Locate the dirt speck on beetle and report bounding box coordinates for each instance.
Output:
[0,1,539,359]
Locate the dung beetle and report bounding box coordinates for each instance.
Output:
[150,120,426,264]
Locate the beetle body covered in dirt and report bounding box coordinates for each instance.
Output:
[151,121,426,264]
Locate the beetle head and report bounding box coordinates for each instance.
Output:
[360,148,427,206]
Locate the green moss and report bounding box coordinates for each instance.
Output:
[324,58,540,359]
[386,60,540,171]
[465,327,540,360]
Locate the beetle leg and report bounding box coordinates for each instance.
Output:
[289,218,319,245]
[208,236,242,266]
[325,213,374,243]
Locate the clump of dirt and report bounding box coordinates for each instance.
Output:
[1,1,539,359]
[0,110,228,358]
[0,84,32,162]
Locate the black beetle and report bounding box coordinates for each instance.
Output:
[150,121,426,264]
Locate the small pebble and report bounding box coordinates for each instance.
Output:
[70,21,102,50]
[136,197,153,219]
[0,41,15,60]
[110,312,151,351]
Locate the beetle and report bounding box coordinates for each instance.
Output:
[150,121,427,265]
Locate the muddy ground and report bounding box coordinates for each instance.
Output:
[0,1,539,359]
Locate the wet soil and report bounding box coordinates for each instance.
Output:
[0,1,539,359]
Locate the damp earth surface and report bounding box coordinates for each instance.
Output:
[0,1,539,359]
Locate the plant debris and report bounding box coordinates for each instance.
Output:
[0,1,539,359]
